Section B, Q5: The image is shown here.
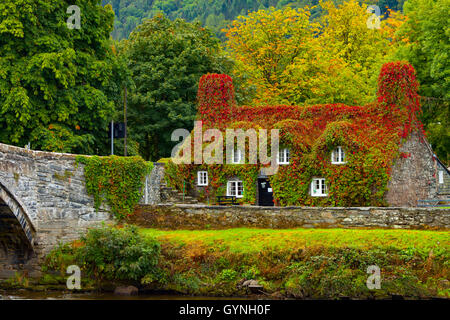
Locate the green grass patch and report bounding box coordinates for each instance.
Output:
[137,228,449,298]
[140,228,449,253]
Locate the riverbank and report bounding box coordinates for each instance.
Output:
[2,226,449,299]
[138,228,449,299]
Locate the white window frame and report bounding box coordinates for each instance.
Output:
[331,146,346,164]
[231,148,243,164]
[311,178,328,197]
[277,148,290,165]
[226,180,244,198]
[197,171,208,186]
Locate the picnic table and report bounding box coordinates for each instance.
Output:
[216,195,239,205]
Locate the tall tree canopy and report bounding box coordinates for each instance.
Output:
[124,14,229,160]
[224,0,403,106]
[0,0,123,154]
[396,0,449,163]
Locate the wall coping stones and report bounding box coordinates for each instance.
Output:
[0,142,84,161]
[145,203,449,211]
[132,204,450,230]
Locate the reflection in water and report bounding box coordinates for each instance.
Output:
[0,290,256,300]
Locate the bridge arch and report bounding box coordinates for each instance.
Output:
[0,179,37,276]
[0,180,36,246]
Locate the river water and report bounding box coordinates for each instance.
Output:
[0,290,255,300]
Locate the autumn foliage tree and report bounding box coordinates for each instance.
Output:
[224,0,404,106]
[395,0,449,163]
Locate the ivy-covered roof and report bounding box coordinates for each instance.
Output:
[166,62,425,206]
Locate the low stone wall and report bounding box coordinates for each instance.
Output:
[131,204,450,230]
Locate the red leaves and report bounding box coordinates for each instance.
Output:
[186,62,426,206]
[197,74,236,128]
[400,152,411,159]
[377,62,423,138]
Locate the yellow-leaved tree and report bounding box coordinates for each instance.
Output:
[225,6,320,105]
[224,0,404,106]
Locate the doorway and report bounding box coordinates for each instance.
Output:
[257,178,274,206]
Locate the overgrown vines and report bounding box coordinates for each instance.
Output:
[76,155,153,219]
[165,62,423,206]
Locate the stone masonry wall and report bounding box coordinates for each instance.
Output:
[385,132,445,206]
[141,163,165,204]
[131,204,450,230]
[0,143,113,278]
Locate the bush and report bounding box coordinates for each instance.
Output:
[43,242,77,274]
[217,269,238,282]
[77,225,161,283]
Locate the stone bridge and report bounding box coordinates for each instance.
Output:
[0,143,112,278]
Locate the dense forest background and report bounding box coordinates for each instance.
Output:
[0,0,447,163]
[103,0,405,40]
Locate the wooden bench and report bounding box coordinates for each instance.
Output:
[417,199,450,207]
[216,195,239,205]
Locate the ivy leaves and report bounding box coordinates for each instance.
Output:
[77,155,153,219]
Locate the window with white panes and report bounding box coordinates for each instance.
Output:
[331,146,346,164]
[197,171,208,186]
[311,178,328,197]
[277,148,290,164]
[227,180,244,198]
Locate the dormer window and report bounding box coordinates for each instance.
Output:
[311,178,328,197]
[331,146,346,164]
[197,171,208,186]
[277,148,290,165]
[231,149,243,164]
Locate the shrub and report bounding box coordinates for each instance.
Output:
[43,242,77,274]
[217,269,238,282]
[242,266,261,279]
[77,225,161,283]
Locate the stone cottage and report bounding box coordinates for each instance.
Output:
[163,62,450,207]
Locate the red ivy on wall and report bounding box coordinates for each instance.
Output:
[197,74,235,128]
[377,61,423,138]
[166,62,425,207]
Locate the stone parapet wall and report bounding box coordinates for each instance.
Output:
[131,204,450,230]
[0,143,113,278]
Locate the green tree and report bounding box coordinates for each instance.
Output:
[124,14,230,160]
[396,0,450,163]
[0,0,123,154]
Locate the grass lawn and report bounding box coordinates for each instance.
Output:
[140,227,450,254]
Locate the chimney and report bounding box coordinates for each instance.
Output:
[197,74,236,128]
